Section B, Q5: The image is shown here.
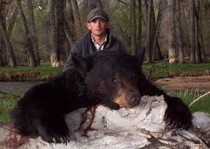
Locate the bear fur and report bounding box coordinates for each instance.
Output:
[85,49,192,129]
[11,54,99,144]
[12,49,192,144]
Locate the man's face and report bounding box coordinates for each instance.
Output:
[87,18,110,37]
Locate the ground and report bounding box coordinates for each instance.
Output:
[155,76,210,94]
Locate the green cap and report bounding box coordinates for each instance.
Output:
[87,8,109,22]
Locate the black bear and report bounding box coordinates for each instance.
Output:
[12,54,99,144]
[85,49,192,129]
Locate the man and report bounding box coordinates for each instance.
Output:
[63,8,126,71]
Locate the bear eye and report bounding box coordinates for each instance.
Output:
[131,76,137,82]
[111,77,118,84]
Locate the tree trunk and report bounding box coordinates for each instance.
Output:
[27,0,40,65]
[16,0,36,67]
[56,0,66,63]
[64,18,74,51]
[49,0,59,67]
[7,6,18,37]
[194,0,202,63]
[137,0,142,50]
[0,21,17,67]
[66,0,75,44]
[71,0,82,39]
[87,0,103,10]
[167,0,177,64]
[0,1,16,67]
[145,0,153,63]
[176,0,184,64]
[142,0,148,25]
[199,15,206,61]
[0,1,6,66]
[151,0,163,62]
[130,0,136,54]
[0,35,6,66]
[190,0,196,64]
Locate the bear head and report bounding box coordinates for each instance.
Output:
[85,49,145,110]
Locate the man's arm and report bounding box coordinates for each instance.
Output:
[63,44,81,72]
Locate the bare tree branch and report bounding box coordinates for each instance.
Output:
[117,0,129,5]
[189,91,210,107]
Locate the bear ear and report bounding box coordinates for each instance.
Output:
[71,53,94,72]
[136,48,145,65]
[71,53,88,71]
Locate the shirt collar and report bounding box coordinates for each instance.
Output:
[91,35,107,51]
[91,35,107,45]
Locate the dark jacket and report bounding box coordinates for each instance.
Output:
[63,30,126,71]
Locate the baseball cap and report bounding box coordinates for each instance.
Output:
[87,8,109,22]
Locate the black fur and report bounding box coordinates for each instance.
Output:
[86,49,192,129]
[12,54,99,143]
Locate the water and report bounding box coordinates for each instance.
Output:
[0,81,42,94]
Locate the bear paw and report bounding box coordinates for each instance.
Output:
[164,97,192,130]
[38,118,70,144]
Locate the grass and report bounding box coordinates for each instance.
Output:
[169,91,210,114]
[0,93,21,122]
[0,91,209,122]
[0,63,62,81]
[142,61,210,79]
[0,61,209,81]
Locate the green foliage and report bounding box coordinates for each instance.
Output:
[142,61,210,79]
[0,64,62,81]
[0,94,20,122]
[169,91,210,114]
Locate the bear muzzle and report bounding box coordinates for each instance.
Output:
[113,91,141,108]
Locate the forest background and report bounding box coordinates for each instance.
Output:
[0,0,210,68]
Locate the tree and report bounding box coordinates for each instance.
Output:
[87,0,103,10]
[176,0,184,64]
[16,0,36,67]
[7,6,18,37]
[190,0,196,64]
[130,0,136,54]
[27,0,40,65]
[151,0,163,62]
[56,0,66,63]
[49,0,67,67]
[49,0,58,67]
[0,20,17,68]
[137,0,142,50]
[144,0,153,63]
[65,0,75,49]
[71,0,82,38]
[0,0,210,66]
[167,0,177,64]
[0,0,6,66]
[0,1,16,67]
[194,0,202,63]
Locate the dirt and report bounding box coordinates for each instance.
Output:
[154,76,210,94]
